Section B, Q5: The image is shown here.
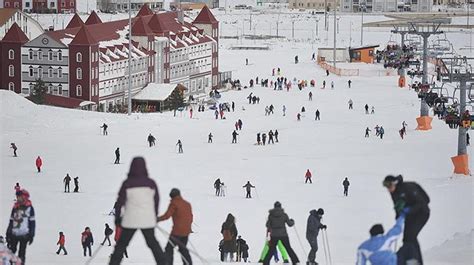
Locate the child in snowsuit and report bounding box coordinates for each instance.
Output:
[56,232,67,255]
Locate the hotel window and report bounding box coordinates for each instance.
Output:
[28,49,33,60]
[48,84,53,94]
[71,1,74,7]
[59,84,63,95]
[58,50,62,61]
[76,85,82,96]
[8,49,14,60]
[61,2,65,7]
[9,65,14,77]
[48,50,53,61]
[29,67,34,77]
[38,67,43,78]
[38,50,42,60]
[9,82,15,91]
[76,52,82,63]
[48,67,53,78]
[77,68,82,80]
[58,67,63,78]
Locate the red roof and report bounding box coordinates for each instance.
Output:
[66,13,85,29]
[148,13,168,34]
[85,11,102,25]
[193,6,217,24]
[132,16,153,36]
[1,23,29,43]
[70,25,97,45]
[137,4,154,17]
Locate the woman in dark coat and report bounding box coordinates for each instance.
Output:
[221,213,238,262]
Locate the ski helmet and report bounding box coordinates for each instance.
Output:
[370,224,384,236]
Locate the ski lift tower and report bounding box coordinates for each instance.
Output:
[393,19,450,130]
[440,56,474,175]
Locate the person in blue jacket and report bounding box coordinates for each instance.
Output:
[356,210,408,265]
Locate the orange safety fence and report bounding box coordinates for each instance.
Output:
[317,56,359,76]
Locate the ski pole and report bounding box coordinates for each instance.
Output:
[84,243,104,265]
[324,230,333,265]
[322,230,329,265]
[156,225,209,264]
[293,226,308,257]
[165,236,191,265]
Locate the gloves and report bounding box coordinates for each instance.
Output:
[400,207,410,217]
[28,236,34,245]
[288,219,295,227]
[320,225,327,230]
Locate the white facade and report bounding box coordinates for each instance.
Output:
[340,0,431,12]
[97,0,164,12]
[0,9,44,41]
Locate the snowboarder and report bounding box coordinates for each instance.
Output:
[257,133,261,145]
[114,148,120,164]
[6,189,35,265]
[268,130,274,144]
[243,181,255,198]
[356,214,406,265]
[101,224,113,246]
[262,133,267,145]
[371,106,375,114]
[236,236,249,262]
[101,123,108,135]
[56,232,67,255]
[35,156,42,172]
[365,127,371,138]
[383,175,430,265]
[305,169,312,184]
[315,110,320,121]
[379,126,385,139]
[275,130,279,143]
[208,133,213,143]
[232,130,239,144]
[214,178,222,196]
[343,177,350,196]
[109,157,167,265]
[176,140,183,153]
[63,174,71,193]
[348,99,353,109]
[73,177,79,192]
[158,188,193,265]
[306,208,326,265]
[348,80,352,88]
[297,113,301,121]
[261,201,300,264]
[10,143,17,157]
[221,214,238,262]
[147,134,156,147]
[81,227,93,257]
[365,104,369,114]
[283,105,286,116]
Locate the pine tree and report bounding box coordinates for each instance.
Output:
[30,79,48,105]
[167,87,184,117]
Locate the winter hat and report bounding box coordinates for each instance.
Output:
[383,175,403,188]
[369,224,384,236]
[16,189,30,200]
[317,208,324,215]
[128,157,148,178]
[274,201,282,208]
[170,188,180,198]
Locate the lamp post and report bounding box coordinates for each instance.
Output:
[127,0,132,115]
[361,3,366,46]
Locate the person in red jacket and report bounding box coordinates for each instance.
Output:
[56,232,67,255]
[305,169,312,184]
[35,156,42,173]
[81,227,93,257]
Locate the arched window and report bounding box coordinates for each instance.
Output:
[76,68,82,80]
[48,84,53,93]
[29,66,33,77]
[28,49,33,60]
[8,49,14,60]
[76,85,82,96]
[58,50,63,61]
[8,65,14,77]
[58,84,63,95]
[76,52,82,63]
[58,67,63,78]
[48,49,53,61]
[48,67,53,78]
[8,82,14,91]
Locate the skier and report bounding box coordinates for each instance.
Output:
[365,127,371,138]
[305,169,312,184]
[189,108,193,119]
[176,140,183,153]
[348,80,352,88]
[356,214,406,265]
[343,177,350,196]
[246,58,248,65]
[262,133,267,145]
[309,92,313,101]
[315,110,320,121]
[402,121,408,131]
[10,143,17,157]
[348,99,353,110]
[322,80,326,89]
[0,236,21,264]
[220,182,227,197]
[297,113,301,121]
[261,201,299,264]
[306,208,327,265]
[374,125,380,136]
[73,177,79,192]
[214,179,222,196]
[312,53,316,60]
[331,81,334,89]
[268,130,274,144]
[63,174,71,193]
[371,106,375,114]
[236,236,249,262]
[243,181,255,198]
[35,156,42,172]
[232,102,235,112]
[109,157,167,265]
[383,175,430,265]
[56,232,67,255]
[158,188,193,265]
[147,134,156,147]
[114,148,120,164]
[6,189,35,265]
[399,127,406,139]
[379,126,385,139]
[301,106,306,113]
[232,130,239,144]
[275,130,279,143]
[365,104,369,114]
[208,133,213,143]
[101,123,108,135]
[238,119,243,130]
[257,133,261,145]
[101,224,113,246]
[221,213,238,262]
[283,105,286,116]
[81,227,93,257]
[295,55,299,64]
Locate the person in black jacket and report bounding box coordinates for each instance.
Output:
[383,175,430,265]
[101,224,113,246]
[261,201,299,264]
[242,181,255,198]
[236,235,249,262]
[221,214,238,262]
[63,174,71,193]
[147,134,156,147]
[343,177,350,196]
[306,208,326,265]
[232,130,239,144]
[114,148,120,164]
[214,179,222,196]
